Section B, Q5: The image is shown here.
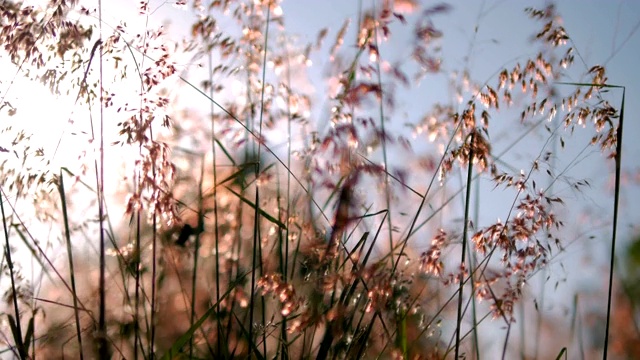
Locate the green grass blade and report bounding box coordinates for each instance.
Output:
[554,347,567,360]
[224,186,287,230]
[159,271,249,360]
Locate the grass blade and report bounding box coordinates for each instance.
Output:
[160,271,249,360]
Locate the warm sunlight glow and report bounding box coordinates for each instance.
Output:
[4,72,86,167]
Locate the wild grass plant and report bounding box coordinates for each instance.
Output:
[0,0,634,359]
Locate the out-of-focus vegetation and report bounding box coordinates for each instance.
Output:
[0,1,633,358]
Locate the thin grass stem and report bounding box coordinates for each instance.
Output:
[58,170,84,360]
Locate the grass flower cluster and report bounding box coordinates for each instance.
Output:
[0,0,632,359]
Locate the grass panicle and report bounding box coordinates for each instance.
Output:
[0,1,634,359]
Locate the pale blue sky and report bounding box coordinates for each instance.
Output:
[213,1,640,356]
[27,0,635,356]
[0,1,636,357]
[276,0,639,243]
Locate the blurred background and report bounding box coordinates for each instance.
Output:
[0,0,638,358]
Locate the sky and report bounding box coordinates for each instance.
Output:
[0,0,638,357]
[161,1,640,357]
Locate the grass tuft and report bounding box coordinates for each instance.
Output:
[0,1,634,359]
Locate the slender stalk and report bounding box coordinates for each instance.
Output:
[58,171,84,360]
[134,205,141,359]
[455,131,475,360]
[519,301,525,360]
[603,87,625,359]
[207,46,223,356]
[535,100,559,360]
[189,156,205,357]
[370,0,395,268]
[96,0,108,356]
[249,3,271,356]
[470,173,481,360]
[246,2,257,348]
[501,322,512,360]
[279,37,294,359]
[1,188,25,359]
[149,130,158,359]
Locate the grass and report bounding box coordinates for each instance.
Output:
[0,0,634,359]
